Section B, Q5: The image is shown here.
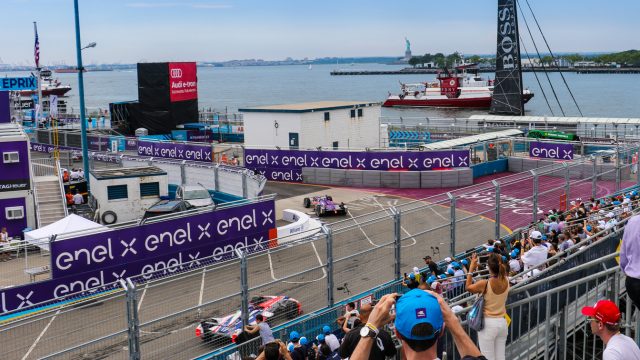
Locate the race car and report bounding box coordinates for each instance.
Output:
[303,195,347,217]
[195,295,302,345]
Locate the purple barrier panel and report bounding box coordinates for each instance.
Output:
[0,91,10,123]
[244,149,471,182]
[187,130,214,142]
[125,138,138,151]
[137,140,212,162]
[50,200,275,278]
[529,142,574,160]
[87,135,108,151]
[0,229,270,313]
[0,141,30,191]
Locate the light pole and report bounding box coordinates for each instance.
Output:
[73,0,92,190]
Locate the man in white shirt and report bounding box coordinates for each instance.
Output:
[321,325,340,352]
[522,231,548,274]
[73,191,84,205]
[582,300,640,360]
[70,168,80,181]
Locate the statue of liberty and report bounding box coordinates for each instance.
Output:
[405,37,411,52]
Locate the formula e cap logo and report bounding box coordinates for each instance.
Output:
[170,68,183,78]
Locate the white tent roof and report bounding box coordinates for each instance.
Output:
[24,214,108,251]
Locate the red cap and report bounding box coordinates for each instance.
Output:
[581,300,621,325]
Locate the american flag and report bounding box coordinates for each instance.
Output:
[34,22,40,68]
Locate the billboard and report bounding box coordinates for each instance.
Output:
[0,76,38,91]
[244,148,471,182]
[529,142,574,160]
[138,140,212,162]
[168,62,198,102]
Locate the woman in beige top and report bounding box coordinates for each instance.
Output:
[465,253,510,360]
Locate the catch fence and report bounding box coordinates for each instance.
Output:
[1,150,639,359]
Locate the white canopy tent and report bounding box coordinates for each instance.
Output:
[24,214,108,251]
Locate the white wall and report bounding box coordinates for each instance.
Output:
[243,105,381,149]
[243,112,302,148]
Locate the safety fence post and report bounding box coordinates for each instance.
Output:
[214,165,220,191]
[392,207,401,279]
[531,170,538,224]
[180,160,187,186]
[483,141,488,163]
[237,249,249,329]
[592,156,598,199]
[563,163,570,202]
[123,279,141,360]
[616,144,621,192]
[447,192,456,257]
[242,170,249,198]
[493,180,501,240]
[323,225,334,307]
[636,144,640,187]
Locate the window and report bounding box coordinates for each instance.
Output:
[107,185,128,200]
[140,182,160,197]
[357,108,363,117]
[3,151,19,164]
[324,112,330,121]
[350,109,356,118]
[333,141,339,150]
[5,206,24,220]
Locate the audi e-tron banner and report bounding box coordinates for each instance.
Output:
[168,62,198,102]
[490,0,524,116]
[245,149,471,182]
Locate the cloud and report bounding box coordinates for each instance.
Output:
[126,2,231,9]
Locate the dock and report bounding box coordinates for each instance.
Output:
[331,67,640,76]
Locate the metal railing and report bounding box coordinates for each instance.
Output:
[1,150,639,359]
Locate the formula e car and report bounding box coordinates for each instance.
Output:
[303,195,347,217]
[195,295,302,345]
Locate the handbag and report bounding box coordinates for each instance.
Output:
[468,282,488,331]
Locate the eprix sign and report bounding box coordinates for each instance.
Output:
[0,200,275,313]
[244,149,471,182]
[0,76,38,91]
[529,142,574,160]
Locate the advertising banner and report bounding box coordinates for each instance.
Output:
[0,200,276,314]
[244,148,471,182]
[529,142,574,160]
[0,141,31,191]
[0,76,38,91]
[137,140,212,162]
[0,91,10,123]
[168,62,198,102]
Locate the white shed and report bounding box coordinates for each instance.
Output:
[239,101,382,149]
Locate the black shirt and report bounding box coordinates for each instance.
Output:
[427,261,442,276]
[339,325,397,360]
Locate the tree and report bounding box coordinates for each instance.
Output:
[408,56,421,68]
[562,53,584,64]
[433,53,446,67]
[445,52,462,67]
[468,55,482,64]
[540,55,554,65]
[421,53,433,66]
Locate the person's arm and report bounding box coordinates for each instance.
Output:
[341,313,351,333]
[426,290,483,358]
[278,340,293,360]
[465,254,486,293]
[349,293,397,360]
[243,324,259,334]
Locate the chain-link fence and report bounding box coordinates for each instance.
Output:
[2,148,639,359]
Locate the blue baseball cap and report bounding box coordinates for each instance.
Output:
[409,273,416,279]
[316,334,325,342]
[541,235,548,241]
[586,225,592,232]
[300,337,308,346]
[322,325,331,335]
[451,261,460,269]
[502,255,507,262]
[513,248,520,254]
[394,289,443,340]
[510,250,518,258]
[487,246,494,252]
[439,274,447,279]
[447,268,455,275]
[289,331,300,341]
[461,259,469,266]
[427,275,437,284]
[287,344,295,352]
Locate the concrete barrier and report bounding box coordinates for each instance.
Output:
[276,209,322,244]
[302,167,472,189]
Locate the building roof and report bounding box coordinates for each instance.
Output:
[421,129,524,150]
[239,101,379,113]
[90,166,166,180]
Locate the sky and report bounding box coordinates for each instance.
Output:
[0,0,638,65]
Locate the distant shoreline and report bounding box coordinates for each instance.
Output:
[331,67,640,75]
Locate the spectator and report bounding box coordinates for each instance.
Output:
[78,168,85,178]
[321,326,339,352]
[288,332,306,360]
[70,168,81,181]
[423,256,442,276]
[508,250,521,274]
[73,191,84,205]
[620,215,640,310]
[466,253,509,360]
[581,300,640,359]
[243,314,275,345]
[259,340,293,360]
[402,272,419,290]
[348,291,486,360]
[343,302,360,331]
[65,191,74,205]
[558,234,574,252]
[339,303,396,360]
[521,231,548,274]
[0,227,11,261]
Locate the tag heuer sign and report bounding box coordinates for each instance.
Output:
[40,70,52,77]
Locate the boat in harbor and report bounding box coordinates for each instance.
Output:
[54,67,85,73]
[19,76,72,97]
[382,63,534,109]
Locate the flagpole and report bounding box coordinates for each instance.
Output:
[73,0,91,191]
[33,22,42,126]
